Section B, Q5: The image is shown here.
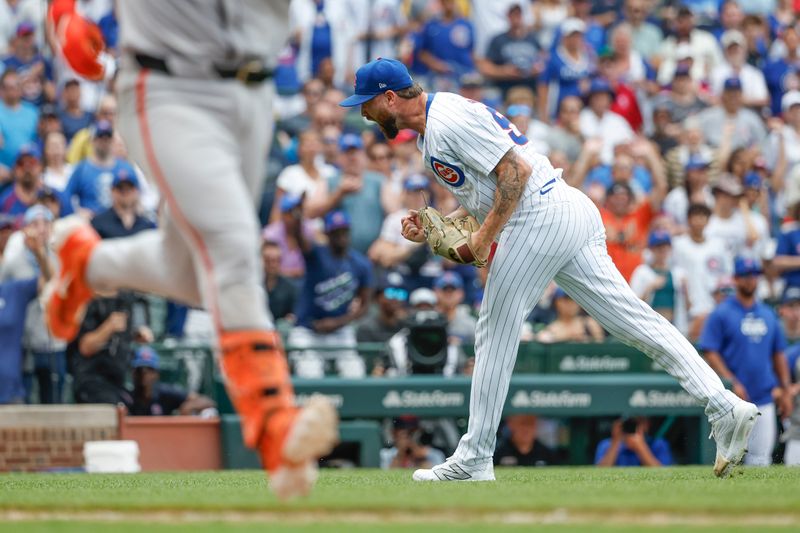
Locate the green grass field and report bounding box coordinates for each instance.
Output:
[1,467,799,532]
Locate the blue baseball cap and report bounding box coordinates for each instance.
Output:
[23,204,53,225]
[723,77,743,92]
[15,143,41,164]
[339,58,414,107]
[93,120,113,138]
[587,77,614,98]
[674,64,692,78]
[506,104,531,118]
[551,287,568,302]
[403,173,429,191]
[338,133,364,151]
[377,271,406,291]
[733,256,762,277]
[16,22,34,37]
[783,286,800,304]
[112,167,139,189]
[647,230,672,248]
[132,346,160,370]
[280,193,303,213]
[744,172,762,189]
[685,154,710,171]
[434,271,464,290]
[324,210,351,232]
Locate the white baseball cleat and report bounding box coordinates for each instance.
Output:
[412,458,495,482]
[269,394,339,501]
[710,401,760,478]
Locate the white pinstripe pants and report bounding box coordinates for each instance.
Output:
[452,179,739,467]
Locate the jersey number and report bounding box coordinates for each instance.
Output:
[486,107,528,146]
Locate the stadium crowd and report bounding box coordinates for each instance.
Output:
[1,0,800,466]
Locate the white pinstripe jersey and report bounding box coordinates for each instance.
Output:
[417,92,561,223]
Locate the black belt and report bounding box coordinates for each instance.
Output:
[134,53,272,85]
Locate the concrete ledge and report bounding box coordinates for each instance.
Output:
[0,404,118,428]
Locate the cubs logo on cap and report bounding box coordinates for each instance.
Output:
[431,157,465,188]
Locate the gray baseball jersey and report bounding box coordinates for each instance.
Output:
[117,0,291,72]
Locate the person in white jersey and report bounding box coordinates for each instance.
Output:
[340,58,757,482]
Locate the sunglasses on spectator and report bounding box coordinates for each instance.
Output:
[383,288,408,301]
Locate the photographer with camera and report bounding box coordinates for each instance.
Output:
[594,417,674,467]
[380,416,446,470]
[69,291,153,405]
[383,288,462,377]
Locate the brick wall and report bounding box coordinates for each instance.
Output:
[0,404,119,472]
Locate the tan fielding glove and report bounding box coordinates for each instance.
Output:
[417,206,487,267]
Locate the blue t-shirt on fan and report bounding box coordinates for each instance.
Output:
[699,296,786,406]
[0,277,39,404]
[295,245,372,330]
[63,158,137,215]
[776,222,800,289]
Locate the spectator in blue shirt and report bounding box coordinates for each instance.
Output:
[57,79,94,143]
[1,23,54,106]
[288,210,372,378]
[699,257,795,466]
[91,169,155,239]
[538,18,595,122]
[417,0,475,91]
[0,69,39,169]
[0,221,51,404]
[763,24,800,116]
[774,201,800,289]
[127,346,216,416]
[63,120,137,216]
[0,144,43,227]
[595,417,674,467]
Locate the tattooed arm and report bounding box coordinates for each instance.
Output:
[470,148,532,261]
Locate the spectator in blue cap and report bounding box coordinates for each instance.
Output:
[0,70,38,169]
[357,270,408,348]
[91,167,155,239]
[262,193,316,280]
[631,230,689,332]
[505,103,549,156]
[697,76,766,149]
[288,209,372,378]
[369,173,428,270]
[663,154,713,229]
[128,345,216,416]
[660,64,710,125]
[536,286,604,343]
[317,132,385,254]
[579,78,634,166]
[0,143,43,225]
[433,271,477,344]
[63,120,139,216]
[700,256,794,467]
[2,22,54,106]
